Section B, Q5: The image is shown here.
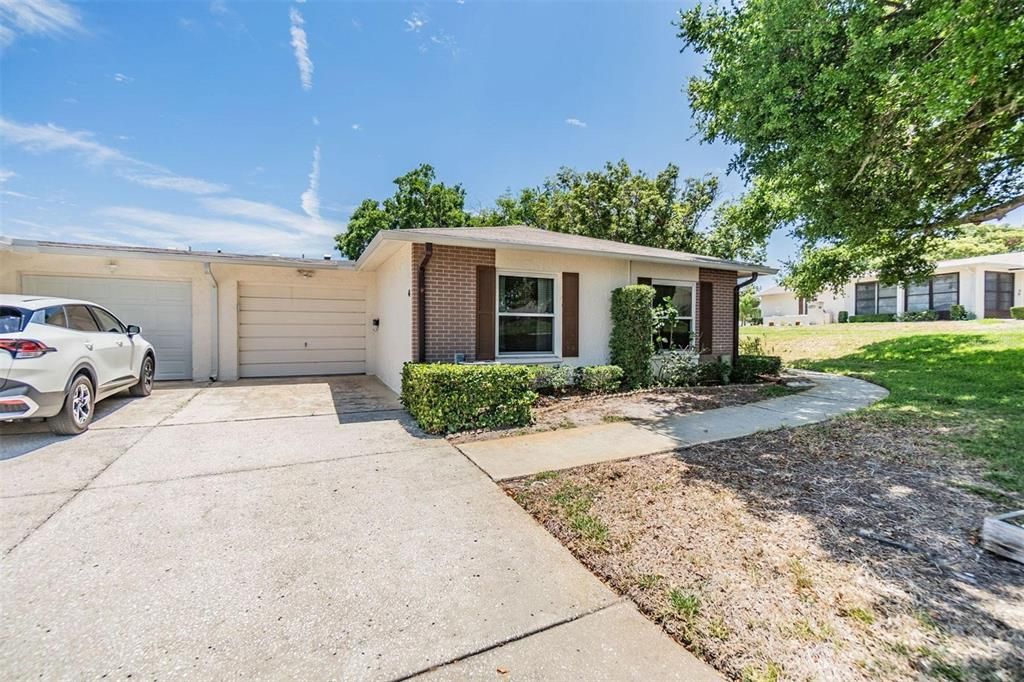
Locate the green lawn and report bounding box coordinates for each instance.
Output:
[742,320,1024,492]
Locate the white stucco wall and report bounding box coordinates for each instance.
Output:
[760,292,799,318]
[493,249,707,367]
[1,249,376,382]
[370,243,413,393]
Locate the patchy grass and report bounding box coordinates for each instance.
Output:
[506,436,1024,680]
[744,321,1024,492]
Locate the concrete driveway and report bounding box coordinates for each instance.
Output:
[0,376,714,680]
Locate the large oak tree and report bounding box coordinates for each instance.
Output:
[678,0,1024,295]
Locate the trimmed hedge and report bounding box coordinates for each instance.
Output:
[401,363,536,434]
[730,355,783,384]
[1011,306,1024,320]
[848,313,897,323]
[899,310,938,322]
[610,285,656,389]
[576,365,624,393]
[531,365,575,394]
[837,311,849,323]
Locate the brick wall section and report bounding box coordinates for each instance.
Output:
[411,243,496,363]
[698,268,738,358]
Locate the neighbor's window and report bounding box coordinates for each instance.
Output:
[652,281,695,349]
[906,273,959,313]
[855,282,897,315]
[498,275,555,354]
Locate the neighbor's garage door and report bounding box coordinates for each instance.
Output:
[237,283,366,378]
[21,274,193,380]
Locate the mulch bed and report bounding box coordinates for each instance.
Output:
[449,383,789,444]
[504,416,1024,681]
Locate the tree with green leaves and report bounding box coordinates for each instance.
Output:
[739,289,762,325]
[336,164,470,260]
[929,223,1024,260]
[678,0,1024,296]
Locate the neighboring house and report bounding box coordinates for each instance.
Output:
[1,227,774,393]
[756,252,1024,326]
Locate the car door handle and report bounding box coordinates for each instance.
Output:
[84,342,94,350]
[116,340,125,347]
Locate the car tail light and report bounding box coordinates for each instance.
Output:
[0,339,57,359]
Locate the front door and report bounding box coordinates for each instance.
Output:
[984,272,1014,318]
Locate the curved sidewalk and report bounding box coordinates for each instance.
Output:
[458,370,889,481]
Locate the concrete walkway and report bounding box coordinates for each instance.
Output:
[1,376,718,680]
[459,371,889,481]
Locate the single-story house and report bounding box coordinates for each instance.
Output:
[757,252,1024,326]
[1,227,775,392]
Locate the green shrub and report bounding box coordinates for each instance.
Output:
[531,365,575,394]
[950,304,974,320]
[401,363,536,434]
[695,359,732,385]
[610,285,656,389]
[837,310,849,323]
[731,355,783,383]
[653,348,701,387]
[1012,306,1024,320]
[575,365,624,393]
[899,310,939,322]
[848,313,897,323]
[739,335,767,355]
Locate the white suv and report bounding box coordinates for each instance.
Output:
[0,295,156,435]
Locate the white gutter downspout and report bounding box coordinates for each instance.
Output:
[203,263,219,381]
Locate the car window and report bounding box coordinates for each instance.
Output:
[65,305,101,332]
[90,307,125,333]
[29,306,68,328]
[0,306,25,333]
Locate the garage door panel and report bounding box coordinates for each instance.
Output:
[238,361,364,378]
[237,282,367,378]
[238,336,365,352]
[21,275,192,381]
[239,297,364,314]
[238,311,365,326]
[239,323,364,339]
[239,284,364,301]
[239,349,365,364]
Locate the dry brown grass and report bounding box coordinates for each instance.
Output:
[505,417,1024,681]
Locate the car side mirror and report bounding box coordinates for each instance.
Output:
[127,325,141,336]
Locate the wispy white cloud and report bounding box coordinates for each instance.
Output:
[300,144,321,219]
[200,196,340,237]
[112,72,133,84]
[429,30,458,56]
[289,6,313,91]
[404,12,426,32]
[209,0,228,16]
[351,123,361,131]
[0,168,14,183]
[0,117,228,195]
[565,117,587,128]
[312,115,320,126]
[0,0,84,47]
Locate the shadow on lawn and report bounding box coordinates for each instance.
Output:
[673,420,1024,676]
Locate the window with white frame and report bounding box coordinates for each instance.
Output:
[652,280,695,349]
[498,274,555,354]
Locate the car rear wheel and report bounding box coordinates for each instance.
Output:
[129,355,155,397]
[50,374,95,435]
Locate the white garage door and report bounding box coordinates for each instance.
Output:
[21,275,193,380]
[238,283,366,378]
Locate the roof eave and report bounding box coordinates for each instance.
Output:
[360,230,776,275]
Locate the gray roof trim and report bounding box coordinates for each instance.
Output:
[357,226,776,274]
[0,236,354,270]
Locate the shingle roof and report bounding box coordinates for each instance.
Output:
[367,226,776,274]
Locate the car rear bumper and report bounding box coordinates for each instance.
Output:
[0,381,64,420]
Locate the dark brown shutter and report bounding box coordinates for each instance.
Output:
[562,272,579,357]
[637,277,652,286]
[699,282,714,354]
[475,265,496,361]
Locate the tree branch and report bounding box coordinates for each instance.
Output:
[956,194,1024,225]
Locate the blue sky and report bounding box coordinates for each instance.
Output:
[3,0,795,271]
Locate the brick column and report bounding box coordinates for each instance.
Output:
[698,268,738,358]
[411,243,496,363]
